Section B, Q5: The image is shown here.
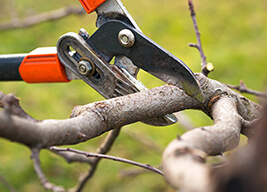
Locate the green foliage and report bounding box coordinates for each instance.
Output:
[0,0,266,191]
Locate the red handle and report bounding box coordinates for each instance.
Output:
[79,0,106,13]
[19,47,70,83]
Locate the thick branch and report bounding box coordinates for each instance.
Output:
[0,74,262,192]
[0,82,199,148]
[0,74,261,148]
[162,97,242,191]
[214,104,267,192]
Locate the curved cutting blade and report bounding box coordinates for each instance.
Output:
[87,20,204,102]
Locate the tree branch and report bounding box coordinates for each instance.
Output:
[0,174,17,192]
[0,6,85,30]
[0,91,37,121]
[162,97,243,191]
[73,127,122,192]
[226,80,267,98]
[241,118,261,139]
[31,148,65,192]
[188,0,213,76]
[51,147,163,176]
[0,1,264,191]
[51,150,94,165]
[119,167,152,178]
[0,74,262,191]
[0,74,261,148]
[214,103,267,192]
[0,81,198,148]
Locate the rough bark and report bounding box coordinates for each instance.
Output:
[0,74,262,191]
[162,97,242,191]
[0,74,260,149]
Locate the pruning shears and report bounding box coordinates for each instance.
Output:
[0,0,204,126]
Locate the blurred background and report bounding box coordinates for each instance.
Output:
[0,0,266,191]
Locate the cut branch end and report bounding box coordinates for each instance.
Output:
[202,63,214,76]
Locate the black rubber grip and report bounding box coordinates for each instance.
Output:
[0,54,26,81]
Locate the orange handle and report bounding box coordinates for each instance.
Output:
[79,0,106,13]
[19,47,70,83]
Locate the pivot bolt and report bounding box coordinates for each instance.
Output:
[77,59,94,76]
[79,28,90,40]
[118,29,135,48]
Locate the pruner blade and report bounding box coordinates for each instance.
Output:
[86,20,204,102]
[79,0,204,102]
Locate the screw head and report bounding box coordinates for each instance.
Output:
[77,59,94,76]
[118,29,135,48]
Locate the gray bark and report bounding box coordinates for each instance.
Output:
[0,73,262,191]
[0,74,260,147]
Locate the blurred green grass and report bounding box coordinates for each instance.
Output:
[0,0,266,191]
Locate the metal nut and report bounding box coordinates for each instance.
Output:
[77,59,94,76]
[118,29,135,48]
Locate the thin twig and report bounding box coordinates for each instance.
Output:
[72,128,122,192]
[188,0,213,76]
[120,168,150,177]
[0,174,17,192]
[31,148,65,192]
[0,6,85,30]
[51,150,94,164]
[226,80,267,98]
[120,164,162,177]
[50,147,164,176]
